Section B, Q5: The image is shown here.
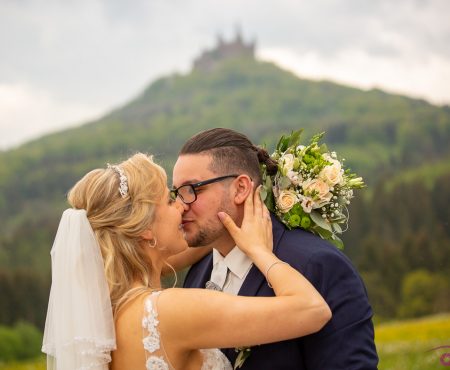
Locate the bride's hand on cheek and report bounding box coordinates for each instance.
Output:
[218,185,273,256]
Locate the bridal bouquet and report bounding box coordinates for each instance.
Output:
[260,129,365,249]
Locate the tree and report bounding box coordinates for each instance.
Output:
[398,269,449,318]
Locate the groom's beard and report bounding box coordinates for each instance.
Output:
[187,199,233,248]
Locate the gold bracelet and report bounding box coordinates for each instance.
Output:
[265,261,289,288]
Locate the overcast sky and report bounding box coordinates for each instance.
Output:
[1,0,449,150]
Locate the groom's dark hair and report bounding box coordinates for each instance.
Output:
[179,128,277,185]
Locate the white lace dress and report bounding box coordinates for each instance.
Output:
[142,291,232,370]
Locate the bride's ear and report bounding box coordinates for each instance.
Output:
[141,228,154,241]
[232,175,253,205]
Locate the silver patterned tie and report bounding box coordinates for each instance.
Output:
[205,280,223,291]
[206,259,228,291]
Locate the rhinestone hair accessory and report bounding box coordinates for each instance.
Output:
[107,164,129,198]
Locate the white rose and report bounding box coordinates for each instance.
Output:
[277,190,298,213]
[322,154,344,185]
[319,164,343,186]
[281,154,295,172]
[287,170,302,185]
[302,178,333,208]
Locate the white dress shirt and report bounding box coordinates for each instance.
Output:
[210,246,253,295]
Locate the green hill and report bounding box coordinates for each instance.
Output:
[1,51,449,328]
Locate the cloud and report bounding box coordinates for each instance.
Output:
[0,0,449,149]
[0,83,103,149]
[259,47,450,104]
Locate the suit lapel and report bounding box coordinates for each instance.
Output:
[185,253,213,289]
[236,264,266,296]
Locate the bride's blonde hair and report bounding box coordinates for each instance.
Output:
[67,153,167,316]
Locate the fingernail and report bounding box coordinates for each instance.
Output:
[217,212,226,221]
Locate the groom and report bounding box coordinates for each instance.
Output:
[172,128,378,369]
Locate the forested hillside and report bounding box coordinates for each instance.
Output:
[1,56,449,330]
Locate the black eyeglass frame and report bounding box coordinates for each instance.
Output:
[170,174,239,205]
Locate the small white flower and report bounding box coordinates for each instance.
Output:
[300,196,314,213]
[287,170,302,185]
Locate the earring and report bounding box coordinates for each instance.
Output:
[148,238,157,248]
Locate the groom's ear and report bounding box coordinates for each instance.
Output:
[232,175,253,205]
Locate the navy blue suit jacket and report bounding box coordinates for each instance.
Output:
[183,215,378,369]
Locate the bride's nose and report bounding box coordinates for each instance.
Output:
[175,197,189,212]
[175,200,185,213]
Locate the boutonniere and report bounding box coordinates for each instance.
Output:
[234,346,252,369]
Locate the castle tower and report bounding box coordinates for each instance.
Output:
[193,29,256,72]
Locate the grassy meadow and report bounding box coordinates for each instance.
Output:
[1,314,449,370]
[376,313,450,369]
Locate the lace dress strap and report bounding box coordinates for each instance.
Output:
[142,290,232,370]
[142,290,172,370]
[199,349,233,370]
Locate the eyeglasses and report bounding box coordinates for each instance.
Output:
[170,175,239,205]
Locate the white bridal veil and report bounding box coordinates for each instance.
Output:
[42,209,116,370]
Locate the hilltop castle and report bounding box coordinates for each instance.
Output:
[193,29,256,72]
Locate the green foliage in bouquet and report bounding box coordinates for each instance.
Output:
[260,129,365,249]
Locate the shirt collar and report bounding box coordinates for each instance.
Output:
[212,246,253,280]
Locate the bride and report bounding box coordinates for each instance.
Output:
[42,153,331,370]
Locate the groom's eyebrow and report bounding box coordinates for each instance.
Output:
[173,179,201,187]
